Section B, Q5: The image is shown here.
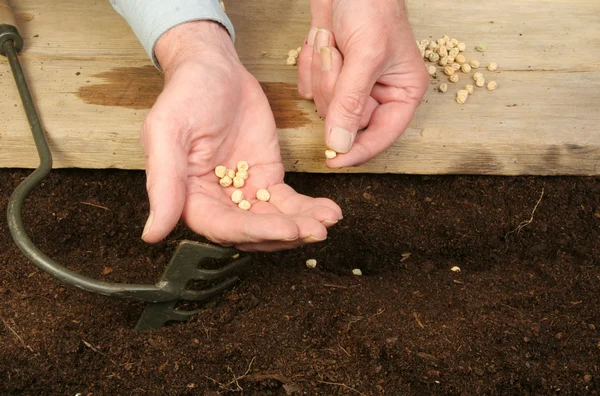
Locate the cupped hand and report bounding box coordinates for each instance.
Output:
[141,21,342,251]
[297,0,429,168]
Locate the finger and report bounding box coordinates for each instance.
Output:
[327,101,417,168]
[318,45,342,110]
[140,119,188,243]
[324,51,384,154]
[267,184,343,220]
[311,29,335,117]
[183,193,300,244]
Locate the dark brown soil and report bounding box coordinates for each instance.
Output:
[1,169,599,395]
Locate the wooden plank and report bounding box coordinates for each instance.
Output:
[0,0,598,175]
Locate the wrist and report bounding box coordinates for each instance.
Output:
[155,20,238,72]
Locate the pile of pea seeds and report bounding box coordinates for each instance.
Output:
[417,35,498,104]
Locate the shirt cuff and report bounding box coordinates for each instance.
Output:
[110,0,235,70]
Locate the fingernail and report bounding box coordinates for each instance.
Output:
[322,219,338,226]
[142,211,154,239]
[307,27,318,46]
[320,47,332,71]
[315,29,330,52]
[328,127,354,153]
[281,236,299,242]
[302,235,327,243]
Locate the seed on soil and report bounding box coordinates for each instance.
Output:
[237,161,249,172]
[231,190,244,204]
[306,259,317,269]
[451,266,462,272]
[466,85,474,94]
[233,176,245,188]
[476,43,487,52]
[219,176,233,187]
[449,74,459,83]
[469,60,480,69]
[456,90,468,104]
[238,200,251,210]
[584,374,593,383]
[439,83,448,93]
[455,54,466,65]
[476,77,486,87]
[487,81,498,91]
[226,169,236,179]
[325,149,338,159]
[256,188,271,202]
[215,165,227,178]
[352,268,363,276]
[488,62,498,71]
[461,63,472,73]
[444,66,455,76]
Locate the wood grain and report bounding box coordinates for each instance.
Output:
[0,0,598,175]
[0,0,18,29]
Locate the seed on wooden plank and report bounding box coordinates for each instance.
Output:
[451,63,461,71]
[476,43,487,52]
[427,65,437,75]
[256,189,271,202]
[475,77,486,87]
[428,52,440,63]
[237,161,249,172]
[461,63,472,73]
[238,200,251,211]
[447,56,455,64]
[469,60,480,69]
[437,38,446,46]
[325,149,338,159]
[457,42,466,52]
[456,90,468,104]
[286,56,297,66]
[231,190,244,204]
[444,66,455,76]
[439,83,448,93]
[449,74,459,83]
[352,268,363,276]
[233,176,245,188]
[438,56,448,66]
[226,168,236,179]
[487,62,498,71]
[236,170,248,180]
[215,165,227,178]
[473,72,484,81]
[455,54,466,65]
[449,48,459,58]
[450,38,459,47]
[428,41,438,50]
[466,85,474,94]
[421,39,430,46]
[306,259,317,269]
[424,49,433,58]
[288,49,299,58]
[487,81,498,91]
[297,47,302,53]
[219,175,233,187]
[437,46,448,57]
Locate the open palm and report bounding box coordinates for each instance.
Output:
[140,57,342,251]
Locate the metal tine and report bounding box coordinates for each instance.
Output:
[180,277,240,301]
[194,255,251,281]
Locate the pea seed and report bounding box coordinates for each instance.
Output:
[437,46,448,57]
[457,42,466,52]
[451,63,461,71]
[352,268,363,276]
[325,149,338,159]
[237,161,249,172]
[466,85,474,94]
[219,176,233,188]
[447,56,455,64]
[236,170,249,180]
[233,176,245,188]
[473,72,484,81]
[256,189,271,202]
[226,169,236,179]
[427,65,437,75]
[286,56,297,66]
[488,62,498,71]
[444,66,455,76]
[288,49,299,58]
[475,77,486,87]
[455,54,466,65]
[215,165,227,178]
[449,74,459,83]
[456,89,469,104]
[450,38,459,47]
[231,190,244,204]
[306,259,317,269]
[238,200,251,211]
[476,43,487,52]
[487,81,498,91]
[439,83,448,93]
[449,48,459,58]
[461,63,472,73]
[428,52,440,63]
[469,60,480,69]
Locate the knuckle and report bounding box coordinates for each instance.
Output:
[336,91,367,120]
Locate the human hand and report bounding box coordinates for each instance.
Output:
[140,21,342,251]
[297,0,429,168]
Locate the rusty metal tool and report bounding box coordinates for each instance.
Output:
[1,0,250,330]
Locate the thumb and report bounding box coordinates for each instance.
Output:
[140,121,188,243]
[325,53,381,154]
